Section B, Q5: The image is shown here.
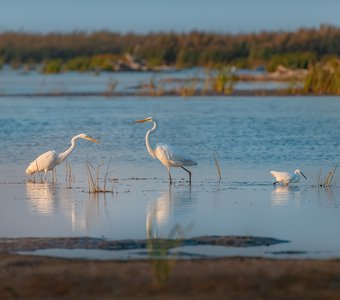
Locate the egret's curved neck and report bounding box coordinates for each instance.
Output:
[145,120,157,158]
[59,136,78,162]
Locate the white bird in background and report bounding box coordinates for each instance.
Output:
[26,133,100,181]
[270,169,307,186]
[134,117,197,184]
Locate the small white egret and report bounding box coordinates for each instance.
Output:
[134,117,197,184]
[270,169,307,186]
[26,133,100,181]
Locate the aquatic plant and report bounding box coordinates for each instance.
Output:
[106,78,118,96]
[267,52,316,72]
[65,161,75,187]
[304,59,340,95]
[212,66,235,94]
[178,77,198,97]
[85,157,113,193]
[201,68,214,94]
[212,150,222,181]
[287,79,302,94]
[314,165,338,188]
[146,77,165,96]
[89,54,119,71]
[64,56,91,72]
[42,59,63,74]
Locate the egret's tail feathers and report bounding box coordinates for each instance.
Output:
[185,160,198,166]
[270,171,278,176]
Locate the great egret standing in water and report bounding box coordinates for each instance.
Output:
[134,117,197,184]
[270,169,307,186]
[26,133,100,182]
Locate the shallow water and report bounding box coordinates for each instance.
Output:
[0,67,287,95]
[0,95,340,259]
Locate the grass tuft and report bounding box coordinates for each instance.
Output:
[314,165,337,188]
[85,157,113,193]
[65,161,75,187]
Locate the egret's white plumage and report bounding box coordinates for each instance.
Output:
[26,133,99,181]
[270,169,307,186]
[134,117,197,184]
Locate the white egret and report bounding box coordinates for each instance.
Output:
[270,169,307,186]
[26,133,100,181]
[134,117,197,184]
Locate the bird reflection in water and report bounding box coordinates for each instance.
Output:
[146,190,171,239]
[25,182,106,234]
[146,186,194,240]
[146,186,194,285]
[271,185,301,206]
[26,182,57,215]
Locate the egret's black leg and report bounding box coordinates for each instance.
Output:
[181,167,192,184]
[168,168,172,184]
[52,169,56,183]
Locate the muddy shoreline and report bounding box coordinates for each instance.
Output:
[1,252,340,299]
[2,236,340,299]
[0,236,288,253]
[0,89,335,97]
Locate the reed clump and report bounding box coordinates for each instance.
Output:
[147,77,165,96]
[178,77,198,97]
[106,78,118,96]
[212,66,236,94]
[304,59,340,95]
[314,165,337,188]
[85,158,113,193]
[65,161,75,187]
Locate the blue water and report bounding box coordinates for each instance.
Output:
[0,95,340,259]
[0,96,339,167]
[0,67,288,96]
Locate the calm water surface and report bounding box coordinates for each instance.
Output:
[0,95,340,259]
[0,67,286,95]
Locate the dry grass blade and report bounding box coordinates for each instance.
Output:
[65,161,75,186]
[317,168,323,186]
[313,165,337,188]
[326,165,337,186]
[85,162,95,193]
[103,156,112,192]
[85,160,113,194]
[213,150,222,181]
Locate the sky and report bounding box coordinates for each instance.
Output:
[0,0,339,34]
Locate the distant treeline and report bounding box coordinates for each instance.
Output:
[0,25,339,71]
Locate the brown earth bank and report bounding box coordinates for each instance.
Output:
[1,253,340,300]
[0,236,288,251]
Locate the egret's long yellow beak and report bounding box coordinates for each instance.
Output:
[86,136,100,144]
[134,118,150,123]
